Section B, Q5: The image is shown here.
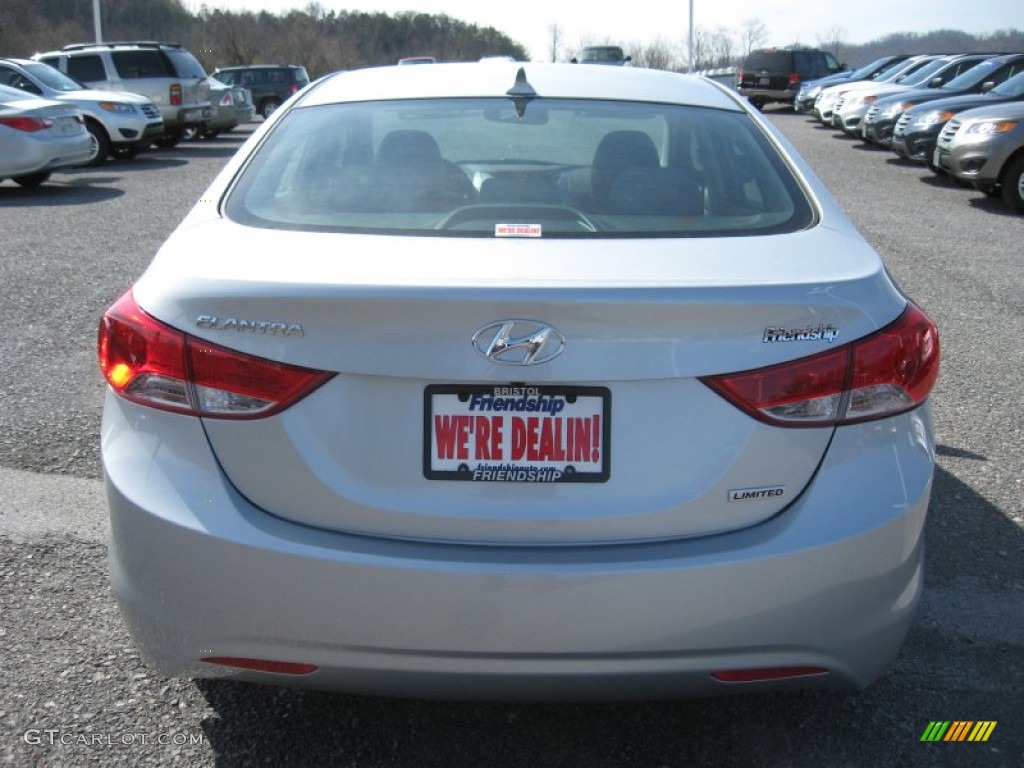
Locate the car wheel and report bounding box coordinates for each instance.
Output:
[182,125,200,142]
[12,172,51,188]
[110,145,140,160]
[153,129,184,149]
[1001,155,1024,214]
[85,120,112,166]
[260,99,281,119]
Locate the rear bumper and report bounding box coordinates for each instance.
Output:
[103,393,934,700]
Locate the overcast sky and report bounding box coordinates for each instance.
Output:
[196,0,1021,61]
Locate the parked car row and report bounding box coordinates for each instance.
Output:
[1,41,312,185]
[798,51,1024,214]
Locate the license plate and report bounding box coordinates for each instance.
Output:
[54,117,80,134]
[758,76,770,86]
[424,384,610,482]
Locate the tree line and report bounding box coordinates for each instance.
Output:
[0,0,527,76]
[1,0,1020,76]
[611,24,1024,71]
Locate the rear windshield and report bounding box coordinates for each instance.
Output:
[111,50,173,79]
[744,51,790,71]
[225,97,815,238]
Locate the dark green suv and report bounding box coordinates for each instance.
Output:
[212,65,310,119]
[739,47,845,109]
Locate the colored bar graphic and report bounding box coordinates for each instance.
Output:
[920,721,997,742]
[968,722,997,742]
[921,721,950,742]
[945,721,973,741]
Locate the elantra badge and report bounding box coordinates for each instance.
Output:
[472,320,565,365]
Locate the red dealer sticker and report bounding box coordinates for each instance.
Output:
[424,384,610,482]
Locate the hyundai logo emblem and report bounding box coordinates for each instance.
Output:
[472,320,565,366]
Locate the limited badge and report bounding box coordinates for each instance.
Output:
[728,485,786,502]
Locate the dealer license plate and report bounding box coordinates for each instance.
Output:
[424,384,610,482]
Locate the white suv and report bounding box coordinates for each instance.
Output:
[34,41,210,149]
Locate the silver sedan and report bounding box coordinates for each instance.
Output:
[0,83,91,186]
[98,63,940,700]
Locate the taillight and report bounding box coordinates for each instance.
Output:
[0,116,54,132]
[219,91,234,106]
[289,82,299,94]
[788,73,801,86]
[170,83,182,106]
[702,303,939,428]
[98,290,332,418]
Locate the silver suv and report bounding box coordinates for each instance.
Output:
[935,101,1024,214]
[33,41,210,148]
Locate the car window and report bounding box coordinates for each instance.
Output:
[944,58,1023,91]
[0,67,39,93]
[24,62,82,92]
[294,67,310,85]
[165,49,206,79]
[216,71,237,85]
[111,50,173,79]
[991,71,1024,98]
[226,98,814,238]
[64,54,106,83]
[897,58,949,86]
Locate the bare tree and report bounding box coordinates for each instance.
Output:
[688,26,714,70]
[817,25,848,63]
[739,17,768,56]
[547,22,563,62]
[632,37,682,71]
[711,26,735,67]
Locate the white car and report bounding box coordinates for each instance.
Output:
[0,83,91,186]
[98,63,940,700]
[0,58,163,163]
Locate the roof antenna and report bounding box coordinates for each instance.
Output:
[506,67,537,117]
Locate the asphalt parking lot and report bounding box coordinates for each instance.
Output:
[1,114,1022,767]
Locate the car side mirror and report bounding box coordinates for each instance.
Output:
[981,81,995,92]
[570,57,578,64]
[929,76,944,87]
[623,55,632,63]
[19,82,43,95]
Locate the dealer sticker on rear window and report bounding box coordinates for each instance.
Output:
[424,385,610,482]
[495,223,543,238]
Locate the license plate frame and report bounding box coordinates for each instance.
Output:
[424,384,611,482]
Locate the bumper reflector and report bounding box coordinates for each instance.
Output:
[711,666,829,683]
[201,657,318,675]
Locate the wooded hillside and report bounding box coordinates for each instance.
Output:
[1,0,1020,75]
[0,0,528,76]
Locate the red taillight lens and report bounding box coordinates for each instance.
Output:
[289,82,299,94]
[712,666,829,683]
[201,657,318,675]
[98,290,332,418]
[170,83,182,106]
[702,304,939,428]
[0,116,54,132]
[219,92,234,106]
[788,73,801,86]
